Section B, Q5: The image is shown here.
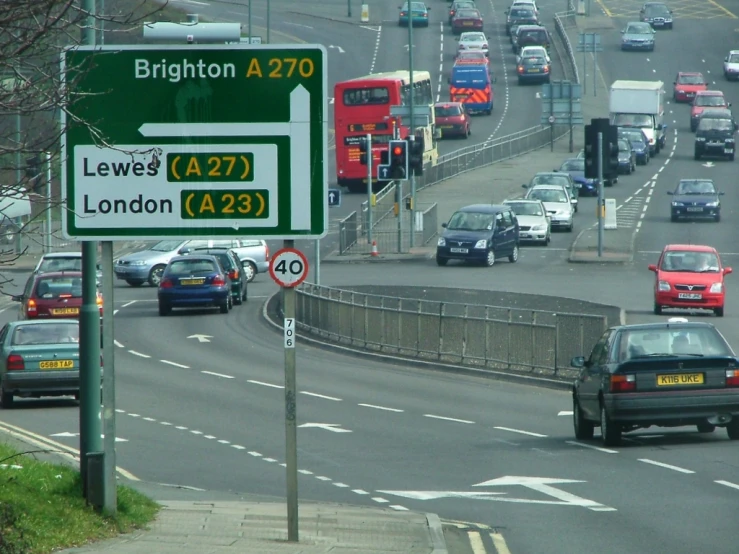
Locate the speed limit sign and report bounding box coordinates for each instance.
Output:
[269,248,310,288]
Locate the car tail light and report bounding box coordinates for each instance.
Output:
[543,65,550,73]
[726,370,739,387]
[517,65,524,73]
[401,11,407,16]
[60,293,72,298]
[26,298,37,315]
[160,279,173,289]
[610,374,636,393]
[265,244,270,262]
[7,354,24,371]
[96,294,103,307]
[229,269,239,280]
[212,275,226,286]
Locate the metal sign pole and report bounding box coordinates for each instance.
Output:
[283,238,298,542]
[101,241,117,516]
[408,14,416,248]
[45,152,52,252]
[313,239,320,284]
[582,36,587,96]
[597,132,604,257]
[366,133,373,245]
[592,35,597,97]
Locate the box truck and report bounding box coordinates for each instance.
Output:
[609,80,667,155]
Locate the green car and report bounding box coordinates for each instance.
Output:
[0,320,83,408]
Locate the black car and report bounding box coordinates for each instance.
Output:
[571,321,739,447]
[184,247,248,304]
[505,5,537,35]
[694,113,737,161]
[436,204,520,267]
[617,138,636,174]
[668,179,723,222]
[513,25,550,54]
[517,55,550,85]
[639,2,673,29]
[617,127,650,164]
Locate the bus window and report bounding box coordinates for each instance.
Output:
[343,87,390,105]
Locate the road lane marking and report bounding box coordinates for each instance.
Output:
[190,430,203,435]
[231,445,246,450]
[495,426,547,437]
[595,0,612,17]
[333,482,350,488]
[390,505,409,511]
[301,391,341,401]
[372,497,389,503]
[161,360,189,368]
[558,410,573,416]
[425,414,475,424]
[202,370,234,379]
[121,300,137,308]
[369,25,382,73]
[638,458,695,473]
[716,480,739,490]
[128,350,150,358]
[316,476,332,481]
[469,531,486,553]
[352,489,369,494]
[114,340,124,348]
[707,0,737,18]
[492,532,512,554]
[359,403,403,412]
[248,451,261,457]
[298,469,313,475]
[247,379,283,389]
[263,458,277,463]
[565,440,618,454]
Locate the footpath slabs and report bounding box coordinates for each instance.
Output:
[61,44,328,240]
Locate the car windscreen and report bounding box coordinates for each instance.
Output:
[35,276,83,299]
[435,105,463,117]
[695,95,725,107]
[613,114,652,128]
[12,323,79,345]
[167,259,218,275]
[38,258,82,273]
[618,140,631,151]
[730,54,739,63]
[506,203,542,216]
[619,130,645,143]
[678,74,704,85]
[697,118,733,132]
[626,23,651,33]
[660,251,720,273]
[509,8,534,17]
[446,211,495,231]
[645,5,670,15]
[528,189,567,203]
[675,180,716,195]
[461,34,485,42]
[456,10,480,17]
[619,327,732,359]
[560,159,584,171]
[531,175,569,187]
[520,30,547,41]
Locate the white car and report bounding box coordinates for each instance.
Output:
[724,50,739,81]
[517,45,550,64]
[457,31,489,57]
[502,199,550,245]
[523,185,574,232]
[510,0,538,15]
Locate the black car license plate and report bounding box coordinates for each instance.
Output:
[450,247,468,253]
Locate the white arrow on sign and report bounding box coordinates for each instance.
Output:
[188,334,213,343]
[328,191,338,203]
[702,161,715,168]
[298,423,352,433]
[138,84,312,231]
[51,432,128,442]
[328,45,346,53]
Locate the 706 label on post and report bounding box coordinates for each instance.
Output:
[284,318,295,349]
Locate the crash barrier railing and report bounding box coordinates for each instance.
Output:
[295,284,608,377]
[553,11,580,85]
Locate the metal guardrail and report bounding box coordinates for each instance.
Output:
[295,284,608,378]
[554,11,580,85]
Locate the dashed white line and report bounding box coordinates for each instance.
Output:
[248,451,262,457]
[558,410,573,416]
[424,414,475,424]
[128,413,140,418]
[716,480,739,491]
[231,445,246,450]
[128,350,150,358]
[161,360,189,369]
[121,301,137,308]
[390,505,409,511]
[638,458,695,474]
[316,476,332,481]
[263,458,277,463]
[114,340,124,348]
[217,439,230,444]
[333,482,350,488]
[352,489,369,495]
[369,26,382,73]
[204,435,216,439]
[175,426,187,430]
[495,426,547,438]
[202,370,234,379]
[372,497,389,504]
[190,430,203,435]
[301,391,341,401]
[359,403,404,413]
[142,417,155,422]
[247,379,283,389]
[298,469,314,475]
[160,422,172,426]
[565,440,618,454]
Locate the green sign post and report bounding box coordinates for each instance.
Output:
[62,44,327,239]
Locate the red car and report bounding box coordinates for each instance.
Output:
[649,245,732,317]
[690,90,729,131]
[434,102,470,138]
[13,271,103,320]
[673,72,707,103]
[452,9,483,35]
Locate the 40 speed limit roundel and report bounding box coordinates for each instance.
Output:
[269,248,310,288]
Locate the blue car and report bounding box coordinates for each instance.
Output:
[399,2,430,27]
[157,255,232,316]
[556,158,597,196]
[668,178,723,223]
[436,204,520,267]
[621,21,655,51]
[618,127,650,165]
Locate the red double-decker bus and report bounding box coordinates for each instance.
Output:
[333,70,438,192]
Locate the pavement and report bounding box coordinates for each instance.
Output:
[322,11,637,265]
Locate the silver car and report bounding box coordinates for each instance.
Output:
[724,50,739,81]
[33,252,102,286]
[456,31,489,57]
[502,199,550,245]
[114,239,269,287]
[524,185,574,232]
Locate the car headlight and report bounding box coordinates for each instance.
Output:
[706,201,719,207]
[710,282,723,293]
[474,239,488,249]
[696,137,706,142]
[677,89,685,94]
[671,201,684,206]
[531,224,547,231]
[658,281,671,292]
[726,138,735,143]
[130,260,147,266]
[437,237,446,246]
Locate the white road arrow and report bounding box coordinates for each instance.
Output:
[298,423,352,433]
[137,84,313,232]
[50,432,128,443]
[328,45,346,53]
[702,161,715,168]
[188,334,213,343]
[377,491,506,500]
[473,475,612,510]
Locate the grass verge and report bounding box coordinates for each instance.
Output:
[0,442,159,554]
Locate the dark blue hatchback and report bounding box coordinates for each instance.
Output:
[157,255,232,316]
[436,204,520,267]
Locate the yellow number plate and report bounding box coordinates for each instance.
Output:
[657,373,704,386]
[51,307,80,315]
[180,278,205,286]
[39,360,74,370]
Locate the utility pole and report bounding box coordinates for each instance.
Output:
[407,17,416,248]
[366,133,373,245]
[79,0,103,503]
[597,131,604,257]
[283,240,298,542]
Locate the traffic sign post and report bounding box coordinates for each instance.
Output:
[61,44,328,240]
[269,247,309,287]
[328,188,341,207]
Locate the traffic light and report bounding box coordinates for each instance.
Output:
[388,140,408,180]
[604,125,619,181]
[408,134,424,176]
[584,118,610,180]
[358,137,369,166]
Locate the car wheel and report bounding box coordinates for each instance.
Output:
[654,302,662,315]
[126,279,145,287]
[485,250,495,267]
[158,302,171,316]
[436,256,448,266]
[697,422,716,433]
[727,420,739,440]
[242,285,248,302]
[600,404,622,447]
[242,261,257,282]
[729,153,735,161]
[508,245,519,263]
[573,397,595,440]
[690,123,696,132]
[567,222,574,232]
[148,265,166,286]
[715,306,725,317]
[220,300,230,314]
[715,213,721,223]
[1,390,13,408]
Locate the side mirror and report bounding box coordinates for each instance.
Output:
[178,247,191,255]
[725,267,733,275]
[719,191,726,196]
[522,184,529,188]
[570,356,586,368]
[728,103,732,108]
[648,264,657,272]
[570,199,577,205]
[621,30,625,34]
[726,57,729,62]
[656,124,663,130]
[11,295,22,302]
[441,222,448,228]
[666,191,673,195]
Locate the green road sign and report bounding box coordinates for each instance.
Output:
[61,44,327,240]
